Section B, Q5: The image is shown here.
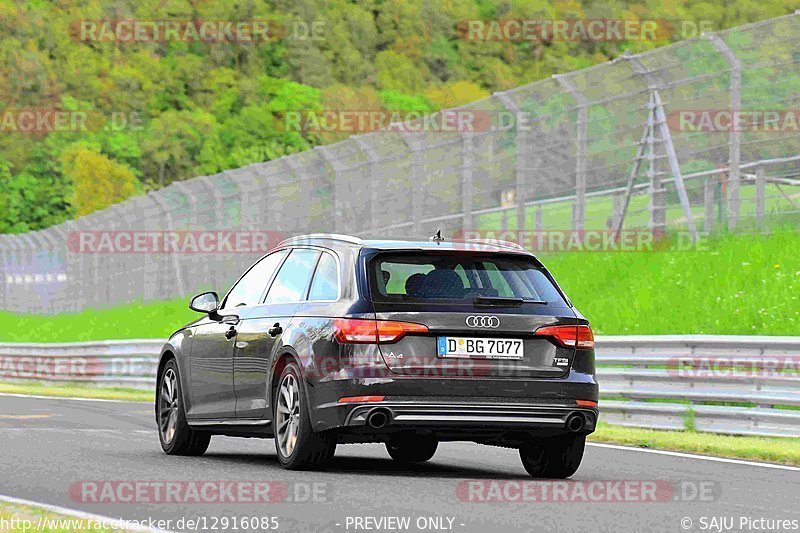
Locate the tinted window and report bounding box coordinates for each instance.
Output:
[264,249,320,304]
[308,252,339,301]
[223,250,287,308]
[370,253,566,305]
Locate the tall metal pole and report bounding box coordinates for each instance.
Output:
[554,74,588,234]
[494,91,526,231]
[706,33,742,231]
[653,90,698,242]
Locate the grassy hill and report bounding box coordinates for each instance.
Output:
[1,228,796,342]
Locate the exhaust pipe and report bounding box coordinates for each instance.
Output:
[565,413,586,433]
[366,408,392,429]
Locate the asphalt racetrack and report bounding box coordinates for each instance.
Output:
[1,394,798,533]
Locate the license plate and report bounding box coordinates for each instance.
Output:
[437,336,524,360]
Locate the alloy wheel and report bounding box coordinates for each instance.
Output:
[158,368,179,444]
[276,373,301,457]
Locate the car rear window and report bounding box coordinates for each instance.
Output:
[369,253,567,305]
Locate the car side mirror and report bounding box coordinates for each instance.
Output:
[189,291,219,314]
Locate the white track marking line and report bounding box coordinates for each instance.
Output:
[4,393,799,472]
[588,442,800,472]
[0,392,149,404]
[0,428,153,433]
[0,493,174,533]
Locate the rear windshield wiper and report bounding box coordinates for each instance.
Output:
[473,296,548,307]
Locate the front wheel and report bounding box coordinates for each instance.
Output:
[386,436,438,463]
[274,362,336,470]
[519,434,585,478]
[156,359,211,456]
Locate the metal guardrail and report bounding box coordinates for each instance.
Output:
[596,335,800,438]
[1,335,798,437]
[0,339,162,390]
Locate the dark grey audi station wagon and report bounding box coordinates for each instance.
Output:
[156,233,598,478]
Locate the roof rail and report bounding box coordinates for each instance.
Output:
[277,233,363,247]
[464,238,527,252]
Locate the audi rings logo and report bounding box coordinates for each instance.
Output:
[466,315,500,328]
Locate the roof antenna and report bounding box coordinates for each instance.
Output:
[429,229,445,244]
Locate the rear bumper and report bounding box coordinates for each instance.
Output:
[308,372,598,437]
[343,401,597,431]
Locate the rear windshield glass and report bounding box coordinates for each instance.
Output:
[369,253,567,306]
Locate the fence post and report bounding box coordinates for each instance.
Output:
[707,33,742,231]
[314,146,346,233]
[493,91,527,232]
[353,135,382,232]
[755,166,766,228]
[646,95,666,233]
[0,236,9,312]
[49,222,74,312]
[553,74,587,234]
[149,192,185,299]
[704,179,715,233]
[534,205,543,251]
[612,194,623,232]
[397,132,425,235]
[461,133,474,233]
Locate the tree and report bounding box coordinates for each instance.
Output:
[60,147,138,217]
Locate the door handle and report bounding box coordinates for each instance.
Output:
[225,326,237,340]
[268,322,283,337]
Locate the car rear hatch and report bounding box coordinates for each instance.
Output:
[363,249,582,379]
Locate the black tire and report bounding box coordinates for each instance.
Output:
[156,359,211,456]
[519,434,585,478]
[273,361,336,470]
[386,436,439,463]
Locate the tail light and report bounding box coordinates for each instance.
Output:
[534,325,594,349]
[333,318,429,344]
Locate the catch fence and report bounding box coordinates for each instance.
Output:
[2,14,800,313]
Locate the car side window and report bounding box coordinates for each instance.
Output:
[222,250,288,309]
[308,252,339,301]
[264,248,320,304]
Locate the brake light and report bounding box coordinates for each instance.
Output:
[534,325,594,349]
[333,318,429,344]
[576,400,598,408]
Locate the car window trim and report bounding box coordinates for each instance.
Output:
[305,249,342,302]
[260,245,342,305]
[220,249,289,310]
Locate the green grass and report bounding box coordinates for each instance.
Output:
[0,227,797,341]
[0,298,195,342]
[590,422,800,466]
[542,227,800,335]
[0,382,151,402]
